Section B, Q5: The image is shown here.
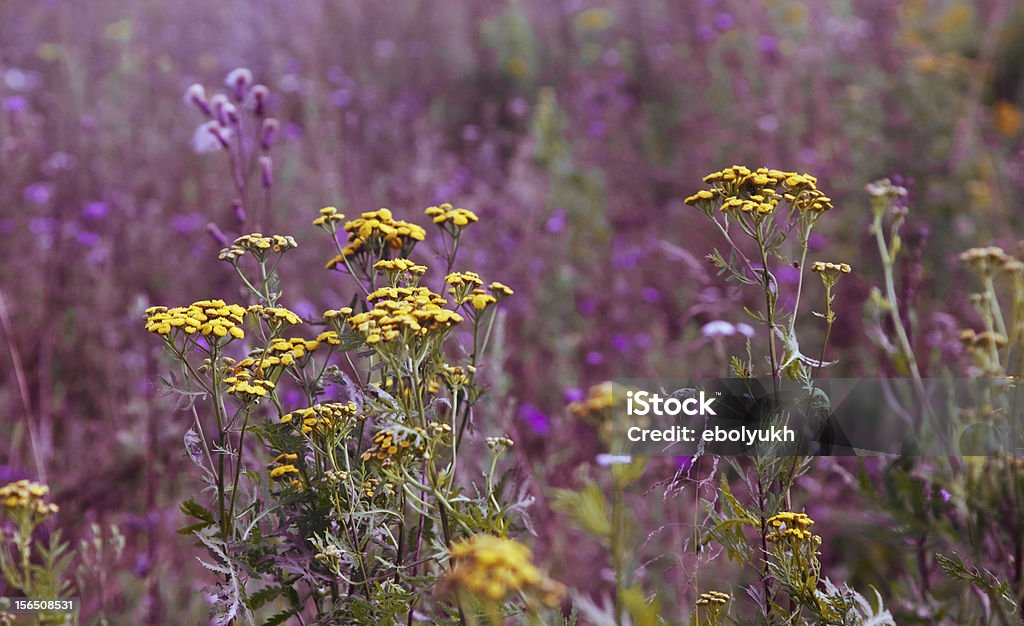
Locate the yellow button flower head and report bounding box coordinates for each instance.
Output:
[360,425,428,464]
[0,480,59,520]
[347,286,462,347]
[324,208,426,269]
[269,464,299,478]
[425,203,479,229]
[219,233,298,263]
[280,402,359,436]
[247,304,303,328]
[145,300,247,345]
[312,206,346,229]
[766,511,817,544]
[811,261,852,289]
[445,534,565,607]
[685,165,830,219]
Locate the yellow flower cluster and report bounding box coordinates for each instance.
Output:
[145,300,246,340]
[280,402,360,435]
[812,261,852,289]
[270,464,300,478]
[324,208,426,267]
[312,206,346,228]
[348,287,462,345]
[462,289,496,311]
[446,534,564,606]
[439,364,473,389]
[223,363,276,401]
[685,166,832,216]
[361,477,394,499]
[360,426,428,463]
[1,480,59,518]
[695,591,730,607]
[262,336,321,367]
[959,328,1009,352]
[248,304,303,327]
[489,281,514,298]
[766,511,816,544]
[374,258,428,285]
[218,233,297,262]
[568,381,615,418]
[425,203,479,228]
[811,261,852,275]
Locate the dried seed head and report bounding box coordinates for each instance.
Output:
[225,67,253,101]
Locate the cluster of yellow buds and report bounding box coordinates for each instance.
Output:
[218,233,297,262]
[373,258,428,286]
[260,336,321,367]
[361,477,394,499]
[959,246,1021,277]
[462,288,496,311]
[959,328,1009,352]
[324,208,426,267]
[812,261,852,288]
[269,454,300,479]
[766,511,817,544]
[312,206,346,229]
[247,304,303,327]
[361,426,428,463]
[445,534,565,606]
[685,166,831,218]
[695,590,730,607]
[223,363,275,401]
[568,381,616,419]
[485,435,514,451]
[425,203,479,228]
[281,402,360,436]
[439,364,473,389]
[348,287,462,345]
[1,480,59,519]
[446,274,513,311]
[145,300,247,340]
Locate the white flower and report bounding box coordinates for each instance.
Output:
[192,121,231,154]
[596,454,633,466]
[701,320,735,338]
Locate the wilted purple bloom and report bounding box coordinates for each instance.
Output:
[545,208,567,233]
[939,488,952,503]
[329,88,353,108]
[76,230,102,247]
[611,334,631,352]
[29,217,58,235]
[134,554,151,578]
[24,182,53,204]
[3,95,27,112]
[758,35,779,55]
[192,121,231,153]
[518,403,551,435]
[563,387,585,403]
[171,213,205,233]
[714,13,734,31]
[82,201,109,219]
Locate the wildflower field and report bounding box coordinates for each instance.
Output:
[3,0,1024,624]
